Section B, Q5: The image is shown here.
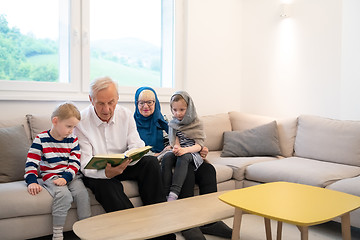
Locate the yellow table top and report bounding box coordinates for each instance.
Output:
[219,182,360,226]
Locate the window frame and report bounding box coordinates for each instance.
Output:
[0,0,181,102]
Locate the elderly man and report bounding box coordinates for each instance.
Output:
[75,77,175,240]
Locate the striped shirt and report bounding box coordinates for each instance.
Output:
[24,130,81,185]
[177,131,203,169]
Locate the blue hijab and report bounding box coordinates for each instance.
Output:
[134,87,169,153]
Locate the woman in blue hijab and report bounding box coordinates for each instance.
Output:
[134,87,169,154]
[133,87,232,239]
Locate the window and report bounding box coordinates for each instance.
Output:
[0,0,74,93]
[0,0,175,100]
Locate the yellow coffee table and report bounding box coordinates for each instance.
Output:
[219,182,360,240]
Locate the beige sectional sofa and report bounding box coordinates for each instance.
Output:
[1,111,360,239]
[203,112,360,228]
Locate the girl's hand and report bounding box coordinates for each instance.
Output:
[172,144,180,155]
[53,178,67,186]
[175,147,187,156]
[173,145,187,156]
[27,183,43,195]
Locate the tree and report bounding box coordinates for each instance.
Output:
[0,15,10,34]
[0,14,58,81]
[31,65,58,82]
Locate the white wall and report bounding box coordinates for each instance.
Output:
[182,0,243,116]
[1,0,360,121]
[240,0,342,119]
[239,0,360,120]
[340,0,360,120]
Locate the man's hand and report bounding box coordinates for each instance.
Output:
[105,159,131,178]
[200,146,209,159]
[53,178,67,186]
[27,183,43,195]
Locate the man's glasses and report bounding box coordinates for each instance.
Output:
[137,100,155,107]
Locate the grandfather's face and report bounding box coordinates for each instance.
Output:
[137,90,156,118]
[90,84,119,122]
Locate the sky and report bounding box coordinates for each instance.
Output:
[0,0,161,46]
[0,0,59,39]
[90,0,161,46]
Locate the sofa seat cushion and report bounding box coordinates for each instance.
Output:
[326,176,360,228]
[246,157,360,187]
[0,181,53,219]
[122,180,139,198]
[326,176,360,197]
[211,163,234,183]
[207,151,278,181]
[0,179,139,219]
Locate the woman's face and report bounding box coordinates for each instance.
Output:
[137,90,156,117]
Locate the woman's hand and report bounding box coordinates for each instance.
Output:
[164,145,172,151]
[53,178,67,186]
[154,145,172,157]
[27,183,43,195]
[105,159,131,178]
[200,146,209,159]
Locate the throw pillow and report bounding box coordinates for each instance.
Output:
[0,125,31,183]
[221,121,282,157]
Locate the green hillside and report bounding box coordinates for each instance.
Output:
[90,58,160,86]
[27,55,161,86]
[27,54,58,66]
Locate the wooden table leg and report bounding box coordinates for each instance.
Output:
[297,226,308,240]
[341,212,351,240]
[232,208,243,240]
[264,218,272,240]
[276,221,282,240]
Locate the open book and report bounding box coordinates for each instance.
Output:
[84,146,152,170]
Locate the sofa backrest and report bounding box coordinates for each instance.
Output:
[295,115,360,167]
[26,114,52,141]
[0,116,32,143]
[201,113,232,151]
[228,112,298,157]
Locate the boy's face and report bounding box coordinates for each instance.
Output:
[171,99,187,121]
[52,116,80,140]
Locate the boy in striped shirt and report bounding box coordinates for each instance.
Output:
[25,102,91,240]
